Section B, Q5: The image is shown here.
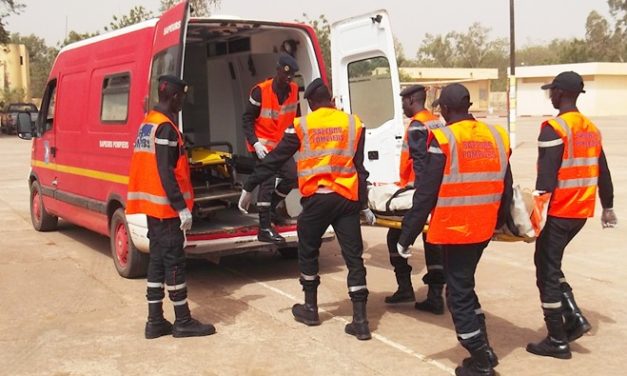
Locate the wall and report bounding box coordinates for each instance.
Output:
[0,44,31,102]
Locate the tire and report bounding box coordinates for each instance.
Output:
[30,180,58,231]
[110,208,149,278]
[278,246,298,259]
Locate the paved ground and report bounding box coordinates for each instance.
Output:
[0,116,624,376]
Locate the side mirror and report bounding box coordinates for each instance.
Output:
[16,111,33,140]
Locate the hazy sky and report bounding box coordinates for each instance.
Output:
[6,0,613,55]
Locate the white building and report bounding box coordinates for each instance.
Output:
[515,62,627,117]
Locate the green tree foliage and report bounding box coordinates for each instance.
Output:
[104,6,154,32]
[298,13,331,86]
[9,33,57,97]
[160,0,221,17]
[0,0,24,43]
[58,30,99,49]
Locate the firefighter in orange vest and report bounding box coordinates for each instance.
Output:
[242,53,300,243]
[526,71,616,359]
[127,75,216,339]
[238,78,376,341]
[385,85,447,315]
[398,83,512,375]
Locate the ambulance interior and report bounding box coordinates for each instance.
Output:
[175,20,321,226]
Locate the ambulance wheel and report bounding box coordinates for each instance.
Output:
[30,180,58,231]
[110,208,149,278]
[278,246,298,259]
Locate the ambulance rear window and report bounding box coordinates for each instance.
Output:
[101,73,130,123]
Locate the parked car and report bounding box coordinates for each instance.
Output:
[1,102,38,134]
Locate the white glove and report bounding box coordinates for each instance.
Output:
[601,208,617,228]
[397,243,412,259]
[360,208,376,225]
[238,189,254,214]
[178,208,193,231]
[253,142,268,159]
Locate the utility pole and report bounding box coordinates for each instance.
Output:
[508,0,517,148]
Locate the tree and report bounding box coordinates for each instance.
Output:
[0,0,24,43]
[104,6,154,32]
[9,33,57,98]
[298,13,331,86]
[58,30,99,49]
[416,33,456,67]
[160,0,221,17]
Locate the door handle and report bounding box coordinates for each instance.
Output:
[50,146,56,157]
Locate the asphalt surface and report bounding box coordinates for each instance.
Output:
[0,116,624,375]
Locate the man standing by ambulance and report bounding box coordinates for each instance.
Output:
[243,53,300,243]
[238,78,376,341]
[385,85,447,316]
[127,75,216,339]
[526,71,616,359]
[398,83,511,375]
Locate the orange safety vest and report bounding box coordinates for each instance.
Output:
[543,112,601,218]
[247,78,299,152]
[293,108,363,201]
[398,109,444,187]
[126,111,194,219]
[427,119,510,244]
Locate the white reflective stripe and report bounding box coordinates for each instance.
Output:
[349,285,367,292]
[315,187,334,194]
[147,300,163,304]
[427,265,444,270]
[475,308,484,315]
[408,123,426,132]
[458,329,482,340]
[260,108,280,119]
[284,127,296,134]
[557,177,598,189]
[553,117,574,158]
[558,277,567,284]
[154,138,178,147]
[538,139,564,148]
[443,171,504,184]
[561,157,599,168]
[147,282,164,288]
[257,202,271,207]
[542,301,562,309]
[172,299,187,306]
[249,96,261,106]
[166,283,187,291]
[436,193,502,207]
[128,191,192,205]
[280,103,298,114]
[428,146,443,154]
[296,114,357,162]
[297,165,356,178]
[425,119,445,130]
[300,273,318,281]
[274,189,288,198]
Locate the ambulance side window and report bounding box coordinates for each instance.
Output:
[39,80,57,135]
[347,56,394,129]
[101,72,131,123]
[149,46,179,110]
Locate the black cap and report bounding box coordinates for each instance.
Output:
[400,84,425,97]
[541,71,585,93]
[433,83,472,109]
[158,75,188,93]
[277,53,299,74]
[304,78,326,99]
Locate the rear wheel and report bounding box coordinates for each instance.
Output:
[110,208,149,278]
[30,180,58,231]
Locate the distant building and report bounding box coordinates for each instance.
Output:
[0,43,31,103]
[515,62,627,117]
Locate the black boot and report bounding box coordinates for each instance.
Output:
[455,345,495,376]
[414,284,445,314]
[292,289,320,326]
[258,208,285,243]
[385,272,415,304]
[561,284,591,342]
[345,300,371,340]
[463,314,498,368]
[526,310,571,359]
[145,302,173,339]
[172,302,216,338]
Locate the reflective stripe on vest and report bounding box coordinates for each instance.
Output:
[399,110,444,187]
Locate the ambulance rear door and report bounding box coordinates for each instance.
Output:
[331,10,403,184]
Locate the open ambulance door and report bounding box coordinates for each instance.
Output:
[331,10,403,184]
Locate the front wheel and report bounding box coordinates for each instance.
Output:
[30,180,58,231]
[110,208,149,278]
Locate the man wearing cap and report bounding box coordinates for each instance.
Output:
[384,85,447,316]
[238,78,377,341]
[526,71,616,359]
[397,83,512,375]
[127,75,216,339]
[242,53,300,243]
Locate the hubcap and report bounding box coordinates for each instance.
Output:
[32,190,41,224]
[115,222,129,267]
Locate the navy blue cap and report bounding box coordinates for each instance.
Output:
[304,78,326,99]
[400,84,425,97]
[158,75,188,93]
[277,53,299,73]
[433,83,472,109]
[541,71,585,93]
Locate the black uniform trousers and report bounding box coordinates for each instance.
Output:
[297,192,368,301]
[443,240,490,349]
[254,154,297,207]
[534,215,587,307]
[146,216,187,304]
[387,228,445,284]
